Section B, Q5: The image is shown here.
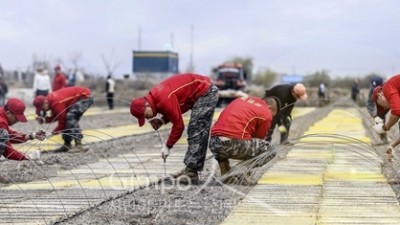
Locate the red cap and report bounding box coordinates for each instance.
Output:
[5,98,28,122]
[33,95,46,115]
[130,98,146,127]
[54,65,61,71]
[371,85,383,102]
[371,85,386,115]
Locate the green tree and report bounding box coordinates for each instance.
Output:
[253,68,278,87]
[303,70,331,87]
[331,76,356,88]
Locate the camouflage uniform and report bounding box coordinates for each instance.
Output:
[184,84,218,171]
[209,136,276,167]
[63,96,94,143]
[0,129,8,156]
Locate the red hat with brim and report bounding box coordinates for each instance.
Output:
[130,98,146,127]
[6,98,28,122]
[371,85,383,102]
[33,95,46,115]
[371,85,388,116]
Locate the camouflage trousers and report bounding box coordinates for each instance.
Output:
[0,129,9,156]
[184,84,219,171]
[209,136,276,166]
[63,96,94,143]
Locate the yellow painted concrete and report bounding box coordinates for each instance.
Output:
[258,173,323,185]
[324,171,386,182]
[222,108,400,225]
[25,107,129,121]
[301,109,371,144]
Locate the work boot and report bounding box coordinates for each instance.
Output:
[222,171,257,186]
[53,142,72,153]
[240,171,257,185]
[218,160,231,176]
[70,139,89,153]
[177,167,199,185]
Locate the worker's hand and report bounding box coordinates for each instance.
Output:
[374,116,384,124]
[285,116,292,125]
[373,123,386,135]
[34,130,52,141]
[36,116,45,124]
[33,129,46,141]
[150,118,164,130]
[278,125,287,133]
[27,150,41,161]
[161,145,170,160]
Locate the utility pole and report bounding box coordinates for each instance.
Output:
[138,26,142,50]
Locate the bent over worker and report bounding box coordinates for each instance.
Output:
[264,83,308,145]
[209,96,280,185]
[130,73,219,184]
[371,74,400,157]
[0,98,44,161]
[33,86,94,152]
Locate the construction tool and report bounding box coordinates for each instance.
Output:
[156,129,167,177]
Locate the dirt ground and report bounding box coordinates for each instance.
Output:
[1,99,399,225]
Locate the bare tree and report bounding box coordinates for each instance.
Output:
[69,50,83,71]
[101,49,123,76]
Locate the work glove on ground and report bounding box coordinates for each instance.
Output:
[373,123,386,135]
[374,116,384,124]
[278,125,287,133]
[161,145,170,160]
[27,150,41,161]
[150,118,164,130]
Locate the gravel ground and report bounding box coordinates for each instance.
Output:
[55,105,332,225]
[2,100,399,225]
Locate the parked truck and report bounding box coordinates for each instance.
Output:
[212,63,248,107]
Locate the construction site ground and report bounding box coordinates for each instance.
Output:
[1,98,400,225]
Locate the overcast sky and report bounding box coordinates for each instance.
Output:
[1,0,399,78]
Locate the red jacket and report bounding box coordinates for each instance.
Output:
[145,73,212,148]
[211,97,272,140]
[44,86,91,133]
[0,108,28,160]
[52,73,67,91]
[383,74,400,116]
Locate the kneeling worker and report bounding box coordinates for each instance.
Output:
[209,96,280,185]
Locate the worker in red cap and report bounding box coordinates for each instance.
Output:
[264,83,308,145]
[0,98,44,161]
[33,86,93,152]
[130,73,219,184]
[209,96,280,185]
[52,65,67,91]
[371,74,400,157]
